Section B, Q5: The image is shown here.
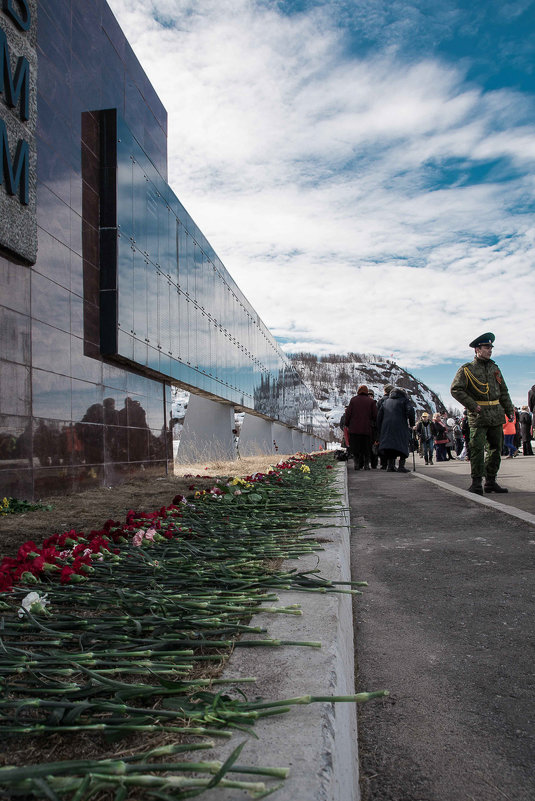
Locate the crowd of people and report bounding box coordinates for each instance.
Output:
[340,383,416,473]
[339,386,534,473]
[339,333,533,495]
[412,404,533,464]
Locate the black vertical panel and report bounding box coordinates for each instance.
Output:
[99,109,118,355]
[99,109,117,228]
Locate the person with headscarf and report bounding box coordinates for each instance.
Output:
[415,412,435,465]
[377,387,416,473]
[432,413,449,462]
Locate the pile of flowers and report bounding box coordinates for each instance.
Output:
[191,457,315,503]
[0,455,328,594]
[0,500,191,592]
[0,452,389,801]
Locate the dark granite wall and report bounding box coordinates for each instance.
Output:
[0,0,38,264]
[0,0,172,499]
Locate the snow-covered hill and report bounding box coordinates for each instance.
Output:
[290,352,446,432]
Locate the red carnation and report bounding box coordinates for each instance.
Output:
[13,560,39,580]
[0,572,13,592]
[60,566,88,584]
[17,541,39,561]
[30,555,45,573]
[1,556,18,571]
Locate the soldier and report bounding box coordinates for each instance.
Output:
[451,333,514,495]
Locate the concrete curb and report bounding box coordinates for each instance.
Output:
[207,464,359,800]
[409,470,535,526]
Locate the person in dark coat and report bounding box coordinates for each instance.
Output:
[339,407,351,457]
[345,384,377,471]
[528,385,535,413]
[377,384,394,469]
[461,409,471,460]
[432,413,449,462]
[519,406,533,455]
[377,387,416,473]
[368,389,379,468]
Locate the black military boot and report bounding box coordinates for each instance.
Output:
[468,476,483,495]
[386,459,396,472]
[484,477,508,493]
[397,458,410,473]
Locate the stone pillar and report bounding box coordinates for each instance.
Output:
[176,393,236,464]
[292,429,305,453]
[272,422,294,455]
[239,414,274,456]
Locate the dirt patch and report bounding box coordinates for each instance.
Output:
[0,455,293,559]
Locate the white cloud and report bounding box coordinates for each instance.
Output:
[108,0,535,371]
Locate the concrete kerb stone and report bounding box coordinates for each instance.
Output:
[409,471,535,527]
[206,464,359,800]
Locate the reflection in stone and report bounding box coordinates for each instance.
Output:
[0,434,17,461]
[34,420,63,467]
[6,396,169,474]
[61,425,84,464]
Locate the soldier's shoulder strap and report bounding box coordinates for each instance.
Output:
[463,365,490,397]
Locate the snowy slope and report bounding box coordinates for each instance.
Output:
[290,353,446,432]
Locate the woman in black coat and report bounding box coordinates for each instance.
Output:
[377,388,416,472]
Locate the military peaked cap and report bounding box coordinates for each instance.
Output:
[469,332,495,348]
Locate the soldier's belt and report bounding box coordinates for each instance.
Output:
[477,400,500,406]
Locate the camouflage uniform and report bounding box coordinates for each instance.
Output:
[450,357,514,480]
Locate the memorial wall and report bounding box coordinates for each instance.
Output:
[0,0,328,500]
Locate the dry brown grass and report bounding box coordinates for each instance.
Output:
[173,453,293,478]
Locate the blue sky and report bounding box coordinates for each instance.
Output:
[108,0,535,408]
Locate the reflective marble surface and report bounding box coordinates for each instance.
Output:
[0,0,171,497]
[0,0,327,501]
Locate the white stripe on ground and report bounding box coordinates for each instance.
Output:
[410,471,535,527]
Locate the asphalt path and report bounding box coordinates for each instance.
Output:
[413,453,535,518]
[348,456,535,801]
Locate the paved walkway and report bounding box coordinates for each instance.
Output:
[348,458,535,801]
[412,452,535,519]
